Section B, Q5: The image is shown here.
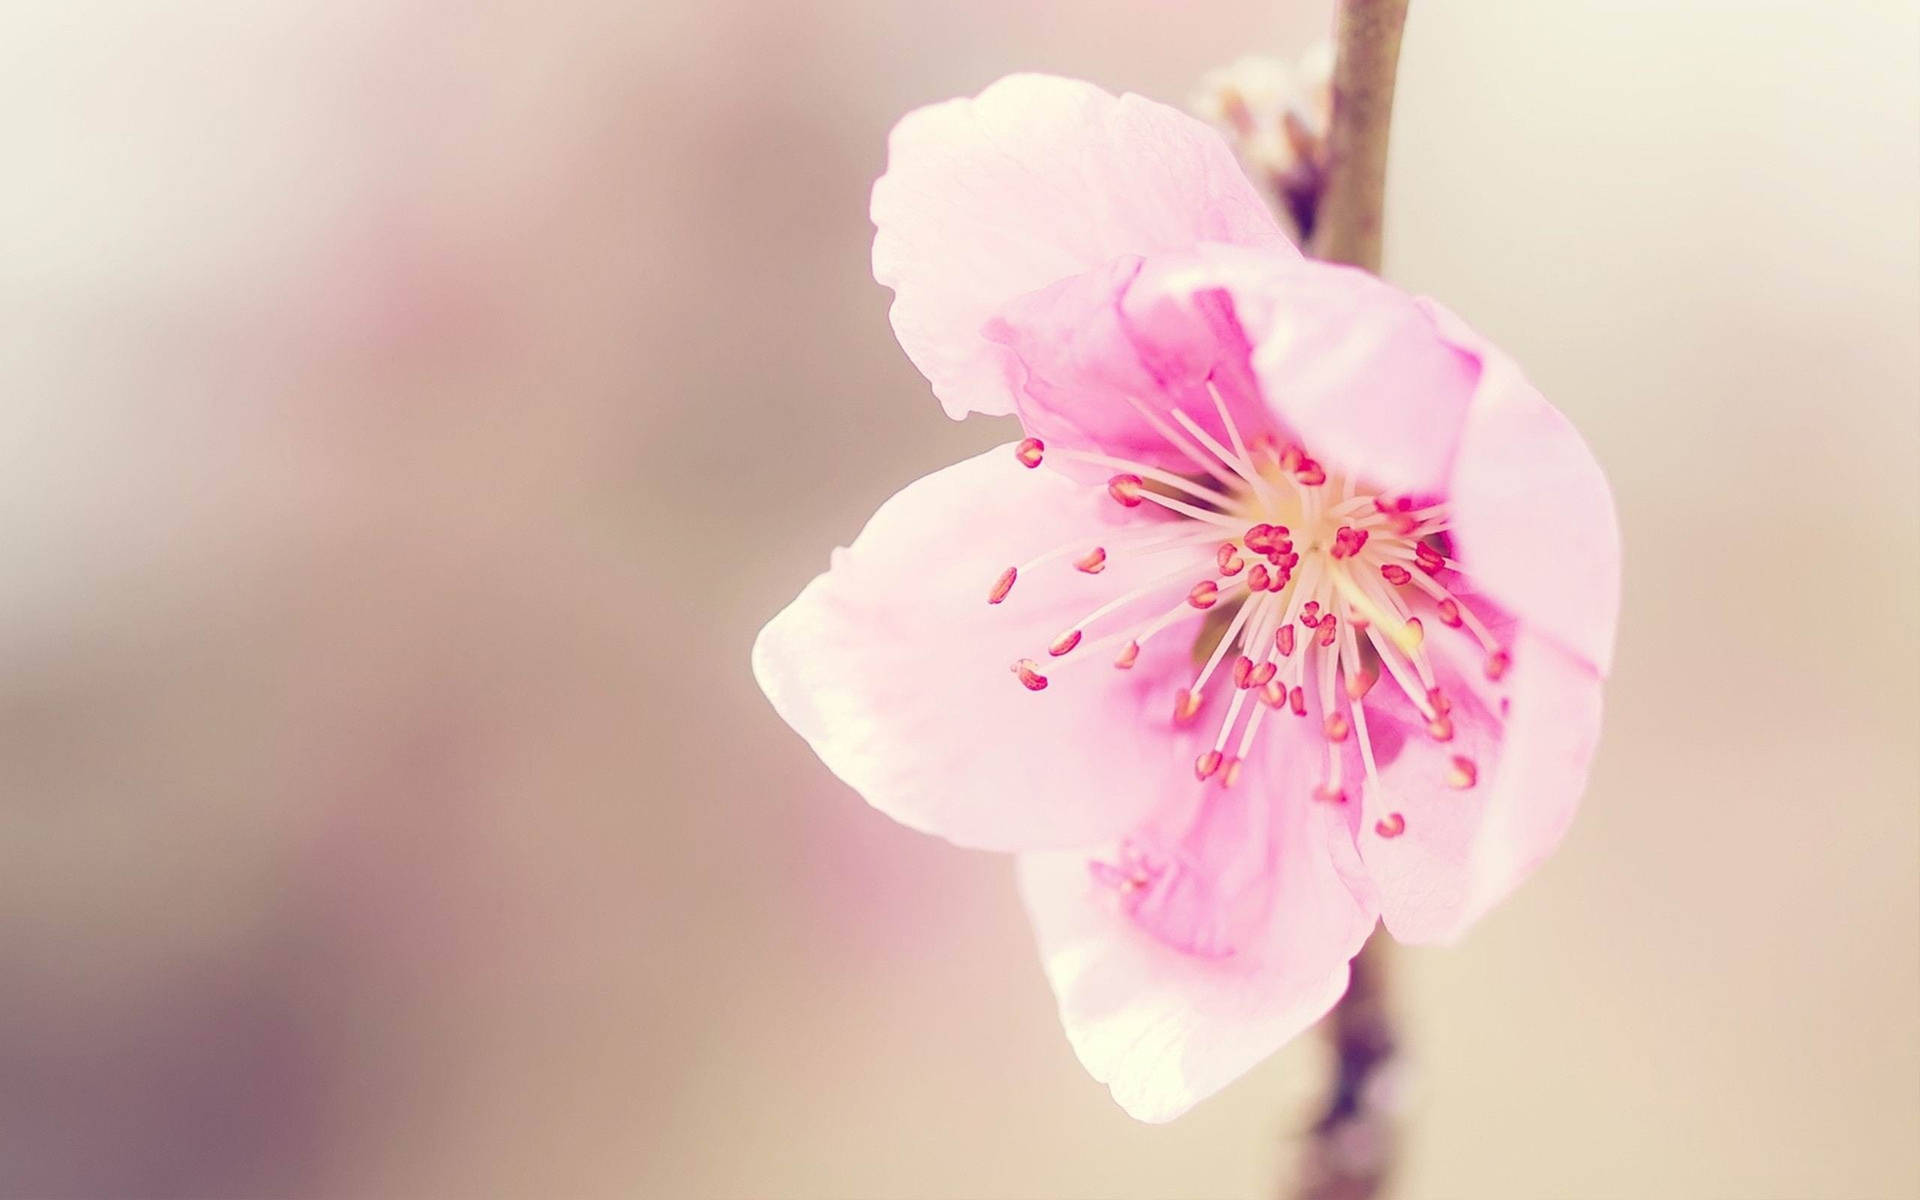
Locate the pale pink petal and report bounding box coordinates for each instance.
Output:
[984,247,1284,480]
[1355,621,1604,944]
[872,75,1290,420]
[1247,260,1481,498]
[1458,626,1606,927]
[1346,617,1501,944]
[987,245,1477,499]
[1427,300,1622,674]
[753,444,1235,852]
[1018,734,1379,1122]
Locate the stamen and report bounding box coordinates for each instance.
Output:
[1012,659,1048,691]
[1208,676,1257,750]
[1235,672,1283,752]
[1206,577,1287,763]
[1375,812,1406,838]
[1363,497,1430,534]
[1011,521,1213,584]
[1315,608,1343,731]
[1393,557,1509,662]
[993,426,1504,809]
[1340,618,1387,791]
[1204,380,1277,505]
[1057,556,1230,641]
[1057,449,1237,509]
[1204,379,1254,468]
[1124,396,1243,489]
[1328,568,1423,655]
[988,566,1017,605]
[1063,600,1195,672]
[1248,432,1280,469]
[1171,408,1264,494]
[1048,578,1226,681]
[1244,523,1289,554]
[1172,688,1203,724]
[1188,589,1270,696]
[1447,756,1479,788]
[1135,488,1248,529]
[1344,666,1378,701]
[1351,568,1443,710]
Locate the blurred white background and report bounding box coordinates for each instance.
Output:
[0,1,1915,1196]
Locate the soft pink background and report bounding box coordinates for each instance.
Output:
[1,1,1915,1196]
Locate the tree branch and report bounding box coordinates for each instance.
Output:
[1293,936,1401,1200]
[1293,3,1411,1197]
[1308,0,1409,272]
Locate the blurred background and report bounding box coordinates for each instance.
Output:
[1,1,1915,1196]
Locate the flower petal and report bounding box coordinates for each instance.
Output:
[1248,260,1481,498]
[1428,301,1622,674]
[1356,623,1604,945]
[1017,736,1378,1122]
[753,444,1231,852]
[988,245,1477,499]
[872,75,1290,421]
[985,247,1284,480]
[1459,626,1606,928]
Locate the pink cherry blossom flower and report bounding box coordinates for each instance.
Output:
[753,74,1618,1122]
[1190,45,1335,243]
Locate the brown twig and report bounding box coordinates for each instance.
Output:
[1293,935,1401,1199]
[1293,2,1411,1197]
[1308,0,1410,273]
